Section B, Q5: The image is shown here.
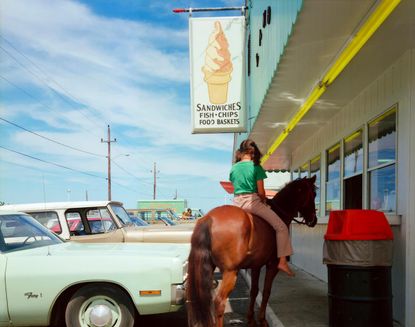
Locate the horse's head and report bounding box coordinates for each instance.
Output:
[268,175,318,227]
[297,175,318,227]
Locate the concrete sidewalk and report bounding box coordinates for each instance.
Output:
[240,265,329,327]
[240,265,402,327]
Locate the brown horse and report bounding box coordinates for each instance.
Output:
[186,176,317,327]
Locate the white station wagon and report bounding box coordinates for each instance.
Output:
[0,201,193,244]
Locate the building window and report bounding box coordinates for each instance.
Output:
[310,155,321,217]
[292,169,300,180]
[300,162,309,178]
[326,143,341,213]
[368,107,397,212]
[343,129,363,209]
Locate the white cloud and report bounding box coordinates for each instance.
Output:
[0,0,234,209]
[1,0,233,151]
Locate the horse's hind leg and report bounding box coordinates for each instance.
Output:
[258,263,279,327]
[247,268,260,327]
[214,269,238,327]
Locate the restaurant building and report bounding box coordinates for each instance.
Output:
[235,0,414,325]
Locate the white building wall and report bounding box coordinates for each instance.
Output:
[289,50,414,325]
[405,49,415,327]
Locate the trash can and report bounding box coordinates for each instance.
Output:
[323,210,394,327]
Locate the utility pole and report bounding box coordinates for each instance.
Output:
[151,162,159,200]
[101,125,116,201]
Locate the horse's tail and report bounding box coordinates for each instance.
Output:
[186,217,215,327]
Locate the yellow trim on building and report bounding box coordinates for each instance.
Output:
[261,0,401,166]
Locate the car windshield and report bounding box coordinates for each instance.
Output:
[110,205,134,226]
[0,213,62,253]
[129,216,149,226]
[193,209,204,218]
[168,210,180,220]
[159,216,177,226]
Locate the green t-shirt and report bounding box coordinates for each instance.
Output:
[229,161,267,195]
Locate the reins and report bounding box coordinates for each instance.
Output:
[273,204,308,225]
[269,182,315,226]
[292,217,308,225]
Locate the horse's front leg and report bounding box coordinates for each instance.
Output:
[214,270,238,327]
[247,268,260,327]
[258,262,279,327]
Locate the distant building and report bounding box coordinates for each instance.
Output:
[135,199,188,215]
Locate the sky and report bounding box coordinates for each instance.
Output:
[0,0,245,212]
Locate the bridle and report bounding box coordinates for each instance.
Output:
[292,216,309,225]
[293,214,317,227]
[297,186,318,227]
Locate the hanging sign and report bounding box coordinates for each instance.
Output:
[189,16,246,134]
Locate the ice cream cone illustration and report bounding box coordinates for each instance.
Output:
[202,21,233,104]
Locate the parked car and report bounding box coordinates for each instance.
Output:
[179,208,205,223]
[0,201,193,244]
[0,211,189,327]
[191,208,204,219]
[50,217,115,234]
[134,208,181,225]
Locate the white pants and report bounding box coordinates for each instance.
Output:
[233,193,293,257]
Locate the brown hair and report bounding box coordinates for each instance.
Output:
[235,139,262,165]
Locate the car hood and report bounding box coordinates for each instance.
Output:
[123,224,193,243]
[6,242,190,261]
[125,223,195,232]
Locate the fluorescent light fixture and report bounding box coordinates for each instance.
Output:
[261,0,401,166]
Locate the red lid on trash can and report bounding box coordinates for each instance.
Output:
[324,210,394,240]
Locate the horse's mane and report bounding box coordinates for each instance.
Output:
[273,178,302,202]
[277,177,316,197]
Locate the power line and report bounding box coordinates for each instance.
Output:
[0,145,105,180]
[0,155,144,196]
[111,160,153,186]
[0,116,105,158]
[0,74,54,106]
[110,160,171,198]
[0,74,102,139]
[0,36,69,94]
[109,178,143,195]
[0,39,106,132]
[0,158,59,175]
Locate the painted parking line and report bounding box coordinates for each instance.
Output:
[239,269,285,327]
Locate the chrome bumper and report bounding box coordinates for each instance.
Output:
[171,282,186,305]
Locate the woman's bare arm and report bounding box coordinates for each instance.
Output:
[257,179,266,201]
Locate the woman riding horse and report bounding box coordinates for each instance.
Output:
[230,139,294,277]
[186,174,317,327]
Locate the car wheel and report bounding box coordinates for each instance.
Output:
[65,284,135,327]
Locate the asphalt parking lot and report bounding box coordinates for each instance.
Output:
[135,271,252,327]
